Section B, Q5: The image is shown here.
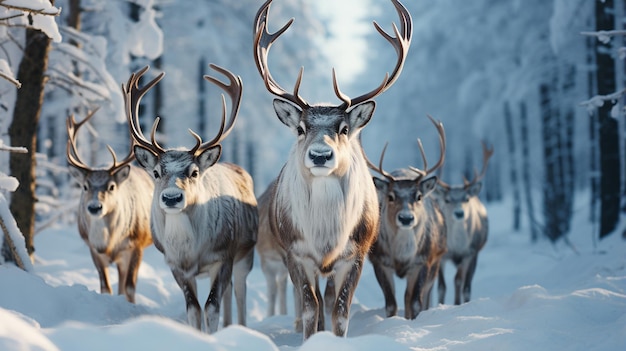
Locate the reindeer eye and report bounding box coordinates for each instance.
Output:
[339,122,349,135]
[387,192,396,202]
[297,126,305,136]
[153,170,160,179]
[108,183,115,192]
[416,193,422,202]
[190,169,199,178]
[83,184,88,191]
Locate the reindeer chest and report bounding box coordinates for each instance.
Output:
[280,177,356,267]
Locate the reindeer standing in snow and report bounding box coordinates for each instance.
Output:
[124,65,257,333]
[368,116,447,319]
[66,108,153,303]
[253,0,412,339]
[435,141,493,305]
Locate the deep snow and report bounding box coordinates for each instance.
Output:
[0,196,625,351]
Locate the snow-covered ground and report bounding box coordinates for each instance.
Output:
[0,197,625,351]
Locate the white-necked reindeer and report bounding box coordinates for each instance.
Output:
[253,0,412,339]
[123,65,257,333]
[435,141,493,305]
[66,108,154,304]
[368,116,447,319]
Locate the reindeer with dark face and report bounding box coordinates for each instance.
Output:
[66,108,154,304]
[368,116,447,319]
[435,141,493,305]
[123,65,257,333]
[253,0,412,340]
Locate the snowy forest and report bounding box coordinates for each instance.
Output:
[2,0,618,258]
[0,0,624,350]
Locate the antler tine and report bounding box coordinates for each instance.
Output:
[409,115,446,177]
[335,0,412,109]
[66,107,101,172]
[367,142,396,183]
[123,65,165,154]
[253,0,309,110]
[465,140,494,187]
[191,64,243,156]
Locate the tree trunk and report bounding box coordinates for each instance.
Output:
[6,24,53,260]
[595,0,621,239]
[519,101,539,242]
[504,101,521,231]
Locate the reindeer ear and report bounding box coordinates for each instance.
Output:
[68,165,87,183]
[347,101,375,130]
[372,176,388,192]
[112,165,131,183]
[419,176,438,197]
[467,181,482,197]
[196,145,222,172]
[134,145,159,170]
[273,99,302,131]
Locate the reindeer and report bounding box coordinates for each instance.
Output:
[368,116,447,319]
[434,141,493,305]
[123,65,257,333]
[253,0,412,339]
[66,108,154,304]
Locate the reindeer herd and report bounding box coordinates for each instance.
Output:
[65,0,493,342]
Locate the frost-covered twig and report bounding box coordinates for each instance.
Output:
[581,30,626,44]
[579,88,626,115]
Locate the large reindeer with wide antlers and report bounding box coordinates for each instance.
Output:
[368,116,447,319]
[253,0,412,339]
[66,108,154,304]
[435,141,493,305]
[123,65,257,333]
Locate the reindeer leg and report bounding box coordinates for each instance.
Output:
[90,249,112,295]
[286,253,318,340]
[262,257,278,317]
[314,276,325,331]
[437,259,447,305]
[331,256,365,337]
[454,259,469,305]
[277,266,288,315]
[463,254,479,303]
[405,266,427,320]
[371,260,397,317]
[172,270,201,330]
[293,283,303,332]
[233,249,254,325]
[124,248,143,303]
[205,261,233,333]
[323,276,335,316]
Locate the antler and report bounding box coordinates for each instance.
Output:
[122,66,165,155]
[66,107,135,173]
[463,140,494,187]
[409,115,446,177]
[334,0,412,109]
[189,63,243,156]
[367,142,397,183]
[253,0,309,110]
[253,0,412,110]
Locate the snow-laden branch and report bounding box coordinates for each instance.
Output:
[0,58,20,87]
[0,0,61,16]
[581,30,626,44]
[579,88,626,117]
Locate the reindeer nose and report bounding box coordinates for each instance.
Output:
[162,193,183,207]
[87,204,102,215]
[398,213,414,226]
[309,149,333,166]
[454,209,464,219]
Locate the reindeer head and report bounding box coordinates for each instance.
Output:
[253,0,411,178]
[123,65,242,214]
[370,116,446,230]
[66,108,135,219]
[435,141,493,221]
